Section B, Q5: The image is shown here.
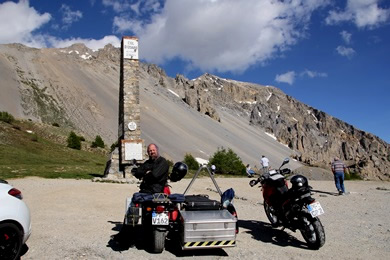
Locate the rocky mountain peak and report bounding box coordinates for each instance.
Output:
[0,43,388,180]
[96,44,120,63]
[63,43,91,53]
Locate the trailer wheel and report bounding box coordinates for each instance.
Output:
[151,229,166,253]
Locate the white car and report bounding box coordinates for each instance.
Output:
[0,179,31,260]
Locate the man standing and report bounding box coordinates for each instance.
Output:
[260,155,270,174]
[331,157,347,195]
[133,143,169,193]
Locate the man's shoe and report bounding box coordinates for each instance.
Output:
[338,190,343,195]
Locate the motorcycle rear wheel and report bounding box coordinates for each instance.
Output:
[151,228,166,253]
[263,201,280,227]
[300,216,325,250]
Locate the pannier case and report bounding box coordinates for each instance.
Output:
[184,195,221,211]
[180,209,236,250]
[125,197,142,225]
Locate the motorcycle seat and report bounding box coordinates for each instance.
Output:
[131,192,154,202]
[168,193,185,203]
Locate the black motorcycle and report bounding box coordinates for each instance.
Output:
[124,161,187,253]
[126,192,184,253]
[249,158,326,249]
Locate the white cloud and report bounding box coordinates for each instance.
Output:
[340,30,352,44]
[102,0,131,13]
[103,0,160,15]
[326,0,390,29]
[276,69,327,85]
[60,4,82,29]
[48,35,121,50]
[0,0,51,47]
[275,71,296,85]
[117,0,328,73]
[336,45,356,59]
[0,1,119,50]
[301,69,328,78]
[113,16,143,33]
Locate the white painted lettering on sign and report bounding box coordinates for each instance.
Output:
[124,142,143,160]
[123,38,138,60]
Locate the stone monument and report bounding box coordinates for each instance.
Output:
[101,36,145,181]
[118,36,146,177]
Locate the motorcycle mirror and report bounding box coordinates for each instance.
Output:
[279,157,290,169]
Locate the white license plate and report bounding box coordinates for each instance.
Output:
[307,201,324,217]
[152,212,169,225]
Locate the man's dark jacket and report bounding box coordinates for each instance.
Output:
[134,156,169,193]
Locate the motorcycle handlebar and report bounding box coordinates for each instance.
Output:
[249,167,291,187]
[280,168,291,175]
[249,179,258,187]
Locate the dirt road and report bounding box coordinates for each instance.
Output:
[10,177,390,260]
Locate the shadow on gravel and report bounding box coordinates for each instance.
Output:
[238,219,311,249]
[107,221,229,256]
[107,221,149,252]
[311,189,340,196]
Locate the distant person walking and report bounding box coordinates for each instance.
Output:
[331,157,348,195]
[260,155,270,174]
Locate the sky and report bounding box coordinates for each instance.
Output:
[0,0,389,143]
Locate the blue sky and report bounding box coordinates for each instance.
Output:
[0,0,389,143]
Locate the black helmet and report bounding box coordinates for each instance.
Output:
[290,175,308,190]
[170,162,188,182]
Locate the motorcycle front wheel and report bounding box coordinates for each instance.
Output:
[300,216,326,250]
[263,201,280,227]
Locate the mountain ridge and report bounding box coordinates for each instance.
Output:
[0,43,388,180]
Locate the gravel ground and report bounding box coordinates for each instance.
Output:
[9,177,390,260]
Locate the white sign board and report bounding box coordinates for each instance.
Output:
[123,38,138,60]
[124,142,143,160]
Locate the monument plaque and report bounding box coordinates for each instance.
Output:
[124,140,143,161]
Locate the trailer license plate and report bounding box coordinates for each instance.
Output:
[308,201,324,217]
[152,212,169,225]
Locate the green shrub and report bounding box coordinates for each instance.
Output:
[167,159,174,168]
[67,131,81,150]
[91,135,105,148]
[208,147,246,175]
[184,153,200,170]
[30,133,39,142]
[110,141,118,152]
[0,111,15,123]
[345,169,362,180]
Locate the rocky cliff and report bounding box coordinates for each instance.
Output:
[0,43,388,180]
[184,74,390,180]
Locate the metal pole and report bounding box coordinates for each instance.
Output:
[183,165,223,196]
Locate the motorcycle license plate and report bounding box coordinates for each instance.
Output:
[307,201,324,217]
[152,212,169,225]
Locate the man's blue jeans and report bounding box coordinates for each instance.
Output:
[334,172,345,193]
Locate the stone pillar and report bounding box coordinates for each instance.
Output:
[118,36,145,177]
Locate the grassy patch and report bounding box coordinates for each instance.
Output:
[0,120,107,179]
[345,171,362,180]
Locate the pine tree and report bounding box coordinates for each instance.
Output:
[67,131,81,150]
